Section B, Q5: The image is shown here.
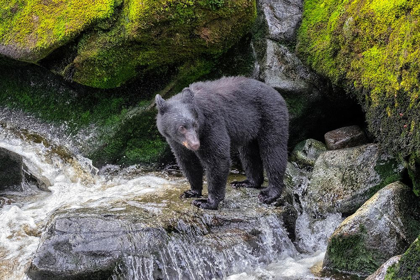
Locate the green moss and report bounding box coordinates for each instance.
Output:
[385,237,420,280]
[0,0,115,61]
[407,154,420,196]
[1,0,256,88]
[62,0,257,88]
[297,0,420,162]
[326,228,381,275]
[369,158,404,197]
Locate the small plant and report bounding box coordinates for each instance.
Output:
[208,0,224,10]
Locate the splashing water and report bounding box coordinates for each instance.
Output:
[0,117,343,280]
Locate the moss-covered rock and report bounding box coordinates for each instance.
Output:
[307,144,404,216]
[0,0,256,88]
[385,237,420,280]
[323,182,420,277]
[297,0,420,167]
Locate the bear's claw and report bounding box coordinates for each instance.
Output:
[192,199,218,210]
[180,190,202,199]
[258,188,280,204]
[230,179,261,189]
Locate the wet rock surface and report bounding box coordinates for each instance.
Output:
[0,147,23,192]
[27,179,295,280]
[306,144,404,216]
[323,182,420,277]
[324,125,367,150]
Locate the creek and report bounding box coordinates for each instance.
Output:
[0,112,346,280]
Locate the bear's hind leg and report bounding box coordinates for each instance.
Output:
[257,134,288,204]
[231,140,264,189]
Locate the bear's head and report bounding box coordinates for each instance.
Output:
[155,89,200,151]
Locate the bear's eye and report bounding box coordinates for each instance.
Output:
[179,126,187,133]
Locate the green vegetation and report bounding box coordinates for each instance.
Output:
[0,0,115,61]
[0,63,168,166]
[297,0,420,191]
[385,237,420,280]
[0,0,256,88]
[326,225,381,276]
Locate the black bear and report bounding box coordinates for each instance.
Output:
[155,77,289,210]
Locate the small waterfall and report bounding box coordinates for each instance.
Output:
[0,115,344,280]
[111,215,297,280]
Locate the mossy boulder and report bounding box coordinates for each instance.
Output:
[323,182,420,277]
[297,0,420,166]
[306,144,404,216]
[0,0,256,88]
[385,237,420,280]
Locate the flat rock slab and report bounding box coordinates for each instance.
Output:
[27,182,294,280]
[324,125,367,150]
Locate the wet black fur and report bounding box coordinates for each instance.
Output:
[156,77,289,210]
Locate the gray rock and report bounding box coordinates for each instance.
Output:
[260,39,314,94]
[27,183,297,280]
[260,0,303,42]
[0,147,23,192]
[291,138,327,167]
[324,125,368,150]
[366,255,402,280]
[306,144,404,216]
[323,182,420,276]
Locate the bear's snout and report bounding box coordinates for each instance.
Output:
[184,132,200,151]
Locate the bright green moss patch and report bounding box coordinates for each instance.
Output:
[69,0,256,88]
[297,0,420,162]
[1,0,256,88]
[0,0,115,61]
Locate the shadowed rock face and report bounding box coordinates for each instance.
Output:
[27,182,296,280]
[0,147,23,192]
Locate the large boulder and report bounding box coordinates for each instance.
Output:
[323,182,420,277]
[306,144,404,216]
[26,175,298,279]
[0,0,256,88]
[297,0,420,162]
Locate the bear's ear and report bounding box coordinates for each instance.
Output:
[182,88,194,104]
[155,94,167,113]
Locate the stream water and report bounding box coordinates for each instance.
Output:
[0,112,345,280]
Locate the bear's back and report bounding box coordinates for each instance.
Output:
[189,77,288,145]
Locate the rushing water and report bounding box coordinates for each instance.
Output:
[0,113,344,280]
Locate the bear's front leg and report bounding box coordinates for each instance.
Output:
[193,147,231,210]
[168,140,204,199]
